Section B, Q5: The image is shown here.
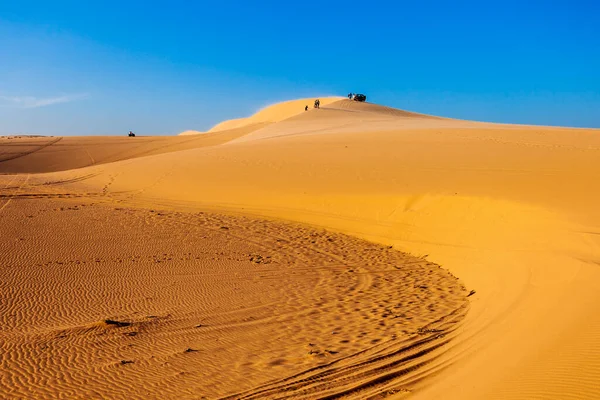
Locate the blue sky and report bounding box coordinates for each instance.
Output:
[1,0,598,135]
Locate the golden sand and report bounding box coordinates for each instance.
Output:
[1,99,599,398]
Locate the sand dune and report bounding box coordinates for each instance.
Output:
[205,97,344,133]
[0,123,266,173]
[228,99,469,144]
[178,130,205,136]
[1,98,600,398]
[205,117,248,133]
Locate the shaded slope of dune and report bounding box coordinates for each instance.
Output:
[0,123,266,173]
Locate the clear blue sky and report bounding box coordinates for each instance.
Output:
[1,0,598,135]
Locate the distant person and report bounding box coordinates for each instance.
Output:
[348,93,352,99]
[305,105,308,111]
[314,99,320,109]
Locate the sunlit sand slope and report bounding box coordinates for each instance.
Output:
[207,97,344,132]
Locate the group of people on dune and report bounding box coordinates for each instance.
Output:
[305,99,321,111]
[304,93,365,112]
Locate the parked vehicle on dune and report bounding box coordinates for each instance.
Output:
[353,94,367,102]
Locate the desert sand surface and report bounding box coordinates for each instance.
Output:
[0,123,266,174]
[1,98,600,399]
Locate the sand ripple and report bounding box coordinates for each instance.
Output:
[0,196,467,399]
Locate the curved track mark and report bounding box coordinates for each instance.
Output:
[0,137,62,163]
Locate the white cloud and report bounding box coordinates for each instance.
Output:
[0,93,89,108]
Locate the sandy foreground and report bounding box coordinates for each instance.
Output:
[1,98,600,399]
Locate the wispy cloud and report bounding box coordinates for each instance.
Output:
[0,93,89,108]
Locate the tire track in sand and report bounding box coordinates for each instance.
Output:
[0,174,30,213]
[0,137,62,163]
